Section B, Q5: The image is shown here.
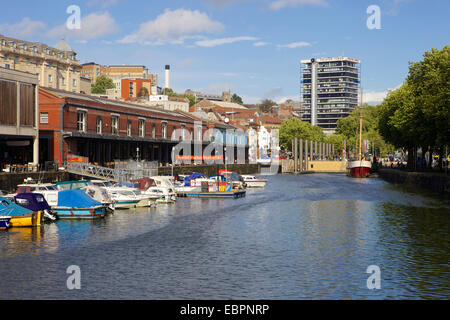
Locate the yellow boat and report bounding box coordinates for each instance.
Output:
[0,196,42,227]
[9,211,42,228]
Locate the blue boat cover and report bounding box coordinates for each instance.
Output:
[0,196,34,216]
[57,190,102,208]
[14,193,51,212]
[184,173,205,186]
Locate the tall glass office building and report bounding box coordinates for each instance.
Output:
[300,57,360,135]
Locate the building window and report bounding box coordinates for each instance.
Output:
[77,111,87,133]
[97,117,102,134]
[152,123,156,138]
[48,74,53,83]
[61,77,65,85]
[181,124,186,140]
[111,116,119,135]
[73,79,77,87]
[196,125,202,141]
[127,120,132,136]
[3,54,8,60]
[40,112,49,124]
[161,122,167,139]
[139,119,145,137]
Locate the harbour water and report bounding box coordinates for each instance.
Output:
[0,174,449,299]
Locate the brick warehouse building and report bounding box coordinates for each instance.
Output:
[38,87,248,166]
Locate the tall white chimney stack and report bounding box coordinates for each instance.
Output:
[165,65,170,89]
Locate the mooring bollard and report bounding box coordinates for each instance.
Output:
[294,138,298,174]
[299,138,303,173]
[305,139,309,171]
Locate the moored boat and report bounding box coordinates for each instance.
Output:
[53,190,105,219]
[15,183,59,207]
[0,215,11,230]
[108,188,152,208]
[0,197,42,227]
[14,193,58,222]
[83,185,115,212]
[241,175,267,188]
[348,160,372,178]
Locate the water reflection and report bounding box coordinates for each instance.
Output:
[0,174,448,299]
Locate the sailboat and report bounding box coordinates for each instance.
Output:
[348,94,372,178]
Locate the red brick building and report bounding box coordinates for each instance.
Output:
[38,87,212,166]
[120,78,152,101]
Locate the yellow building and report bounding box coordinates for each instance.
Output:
[0,35,82,93]
[81,63,158,86]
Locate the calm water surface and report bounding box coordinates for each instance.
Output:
[0,174,449,299]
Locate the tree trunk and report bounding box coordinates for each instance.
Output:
[407,147,414,170]
[439,146,444,171]
[427,147,433,170]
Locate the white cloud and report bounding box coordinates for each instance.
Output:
[276,95,300,103]
[47,12,119,40]
[195,36,258,47]
[0,17,46,38]
[120,9,224,45]
[363,84,402,104]
[253,41,269,47]
[269,0,329,10]
[218,72,238,77]
[277,41,312,48]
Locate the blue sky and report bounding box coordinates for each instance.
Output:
[1,0,449,104]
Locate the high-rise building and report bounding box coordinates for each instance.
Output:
[300,57,360,135]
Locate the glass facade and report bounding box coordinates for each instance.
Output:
[301,57,360,134]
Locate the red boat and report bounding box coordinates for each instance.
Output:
[348,98,372,178]
[348,160,372,178]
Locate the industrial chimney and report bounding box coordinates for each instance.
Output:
[165,65,170,89]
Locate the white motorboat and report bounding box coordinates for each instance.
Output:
[83,185,116,211]
[241,175,267,188]
[144,187,176,203]
[145,176,177,203]
[106,188,141,209]
[15,183,59,207]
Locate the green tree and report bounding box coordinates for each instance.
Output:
[259,99,276,113]
[325,134,345,156]
[231,93,243,105]
[138,87,149,98]
[279,118,325,150]
[165,89,196,107]
[336,104,394,157]
[91,75,115,94]
[407,45,450,168]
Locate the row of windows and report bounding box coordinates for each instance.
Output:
[46,74,77,86]
[0,39,76,60]
[72,112,198,141]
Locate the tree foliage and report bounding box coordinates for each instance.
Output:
[258,99,276,113]
[91,75,115,94]
[378,45,450,169]
[165,89,196,106]
[231,93,243,105]
[336,104,394,156]
[279,118,325,150]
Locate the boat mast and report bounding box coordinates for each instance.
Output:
[359,87,363,161]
